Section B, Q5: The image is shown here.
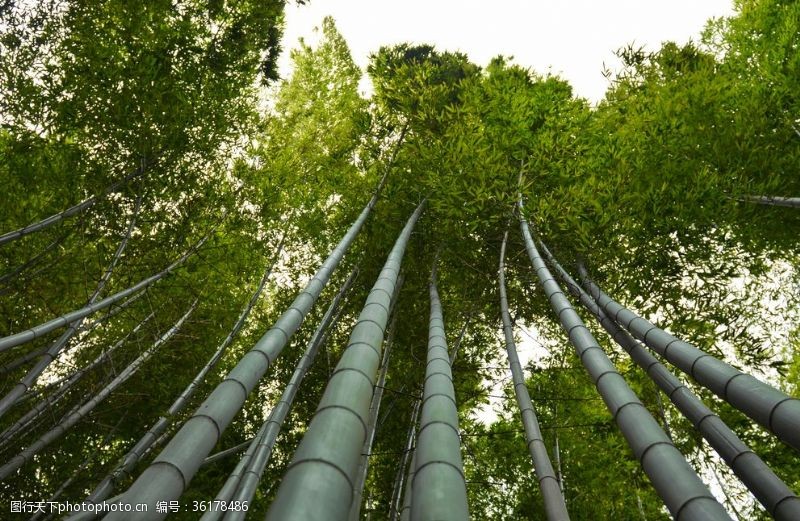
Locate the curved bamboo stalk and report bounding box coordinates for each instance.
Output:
[201,266,357,521]
[517,198,731,521]
[544,244,800,520]
[409,261,469,521]
[0,197,143,418]
[0,300,196,479]
[0,206,212,355]
[578,266,800,452]
[86,237,285,504]
[266,201,425,521]
[0,311,156,449]
[107,189,399,521]
[499,231,569,521]
[0,157,156,247]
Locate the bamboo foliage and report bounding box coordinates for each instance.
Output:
[409,261,469,521]
[518,199,732,521]
[0,227,73,287]
[578,267,800,452]
[108,185,396,521]
[542,241,800,521]
[86,237,285,504]
[0,300,197,480]
[266,201,425,520]
[0,215,214,354]
[498,231,569,521]
[0,159,154,247]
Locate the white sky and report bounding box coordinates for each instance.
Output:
[279,0,736,103]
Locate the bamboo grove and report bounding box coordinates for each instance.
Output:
[1,1,800,519]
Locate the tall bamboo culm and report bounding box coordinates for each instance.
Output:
[202,266,358,521]
[738,195,800,208]
[349,274,404,521]
[542,242,800,521]
[408,260,469,521]
[392,400,420,521]
[578,267,800,452]
[108,180,404,521]
[266,201,425,520]
[498,231,569,521]
[518,198,732,521]
[397,296,467,521]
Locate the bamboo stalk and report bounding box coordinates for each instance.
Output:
[107,183,402,521]
[518,196,731,521]
[408,260,469,521]
[349,276,403,521]
[737,195,800,208]
[265,201,425,520]
[578,265,800,452]
[206,266,357,521]
[499,231,569,520]
[556,256,799,519]
[390,400,420,521]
